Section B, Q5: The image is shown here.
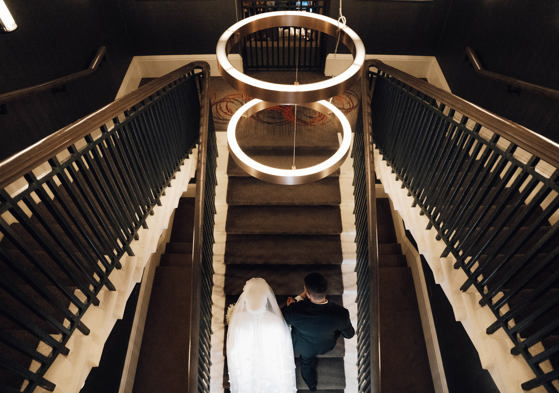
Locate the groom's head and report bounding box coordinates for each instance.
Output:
[304,272,328,300]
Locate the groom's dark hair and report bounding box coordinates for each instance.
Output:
[304,272,328,298]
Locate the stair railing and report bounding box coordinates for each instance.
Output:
[366,59,559,392]
[353,64,381,393]
[0,61,210,393]
[0,46,107,104]
[188,74,216,393]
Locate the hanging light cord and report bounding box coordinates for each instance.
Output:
[292,35,300,170]
[333,0,347,55]
[330,0,347,105]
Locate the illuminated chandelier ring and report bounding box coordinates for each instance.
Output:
[227,99,352,185]
[216,11,365,104]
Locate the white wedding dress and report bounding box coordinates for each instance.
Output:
[226,278,297,393]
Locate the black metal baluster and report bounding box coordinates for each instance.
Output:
[85,135,142,231]
[449,158,535,262]
[439,134,501,238]
[72,146,136,253]
[422,116,469,223]
[426,120,477,226]
[488,235,559,313]
[0,193,99,306]
[480,193,559,284]
[111,117,158,209]
[83,143,139,234]
[405,107,440,196]
[460,176,549,290]
[65,147,132,253]
[445,143,518,254]
[414,111,456,208]
[0,355,55,391]
[0,245,89,335]
[99,125,148,230]
[24,173,116,284]
[49,157,125,258]
[123,114,162,202]
[134,106,169,189]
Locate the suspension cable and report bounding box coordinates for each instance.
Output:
[292,34,300,170]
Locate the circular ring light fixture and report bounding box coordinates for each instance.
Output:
[217,11,365,104]
[227,99,352,185]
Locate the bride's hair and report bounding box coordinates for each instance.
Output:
[304,272,328,298]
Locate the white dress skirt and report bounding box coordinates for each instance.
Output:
[226,278,297,393]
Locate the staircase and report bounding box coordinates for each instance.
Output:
[376,198,435,393]
[222,105,348,392]
[132,197,195,393]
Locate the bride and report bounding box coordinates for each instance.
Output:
[226,278,297,393]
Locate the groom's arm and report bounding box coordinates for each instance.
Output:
[339,308,355,339]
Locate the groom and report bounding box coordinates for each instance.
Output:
[282,272,355,391]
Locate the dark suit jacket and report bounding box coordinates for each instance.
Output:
[282,299,355,358]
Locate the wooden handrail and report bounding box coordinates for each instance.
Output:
[188,61,211,393]
[367,59,559,168]
[0,46,107,104]
[0,61,209,188]
[465,46,559,101]
[361,62,381,393]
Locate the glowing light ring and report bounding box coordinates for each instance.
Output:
[228,99,352,185]
[217,11,365,104]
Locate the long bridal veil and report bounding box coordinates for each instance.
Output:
[227,278,297,393]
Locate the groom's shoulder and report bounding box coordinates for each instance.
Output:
[327,301,349,312]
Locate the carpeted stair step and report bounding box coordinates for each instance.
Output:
[295,357,345,391]
[234,122,341,150]
[170,198,195,242]
[380,266,434,393]
[376,198,397,244]
[542,335,559,370]
[224,265,343,296]
[226,206,342,235]
[227,155,340,178]
[132,265,191,393]
[165,241,192,255]
[460,226,549,257]
[442,201,542,228]
[0,284,73,332]
[0,248,80,287]
[379,254,407,267]
[225,235,342,265]
[6,223,115,276]
[379,242,402,255]
[477,252,557,291]
[227,177,341,206]
[505,288,559,339]
[32,202,114,255]
[0,329,42,390]
[160,253,192,267]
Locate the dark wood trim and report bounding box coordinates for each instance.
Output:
[465,46,559,101]
[361,63,381,393]
[367,59,559,168]
[0,61,209,188]
[0,46,107,104]
[188,63,211,393]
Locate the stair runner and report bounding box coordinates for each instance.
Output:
[222,105,347,393]
[132,197,195,393]
[376,198,435,393]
